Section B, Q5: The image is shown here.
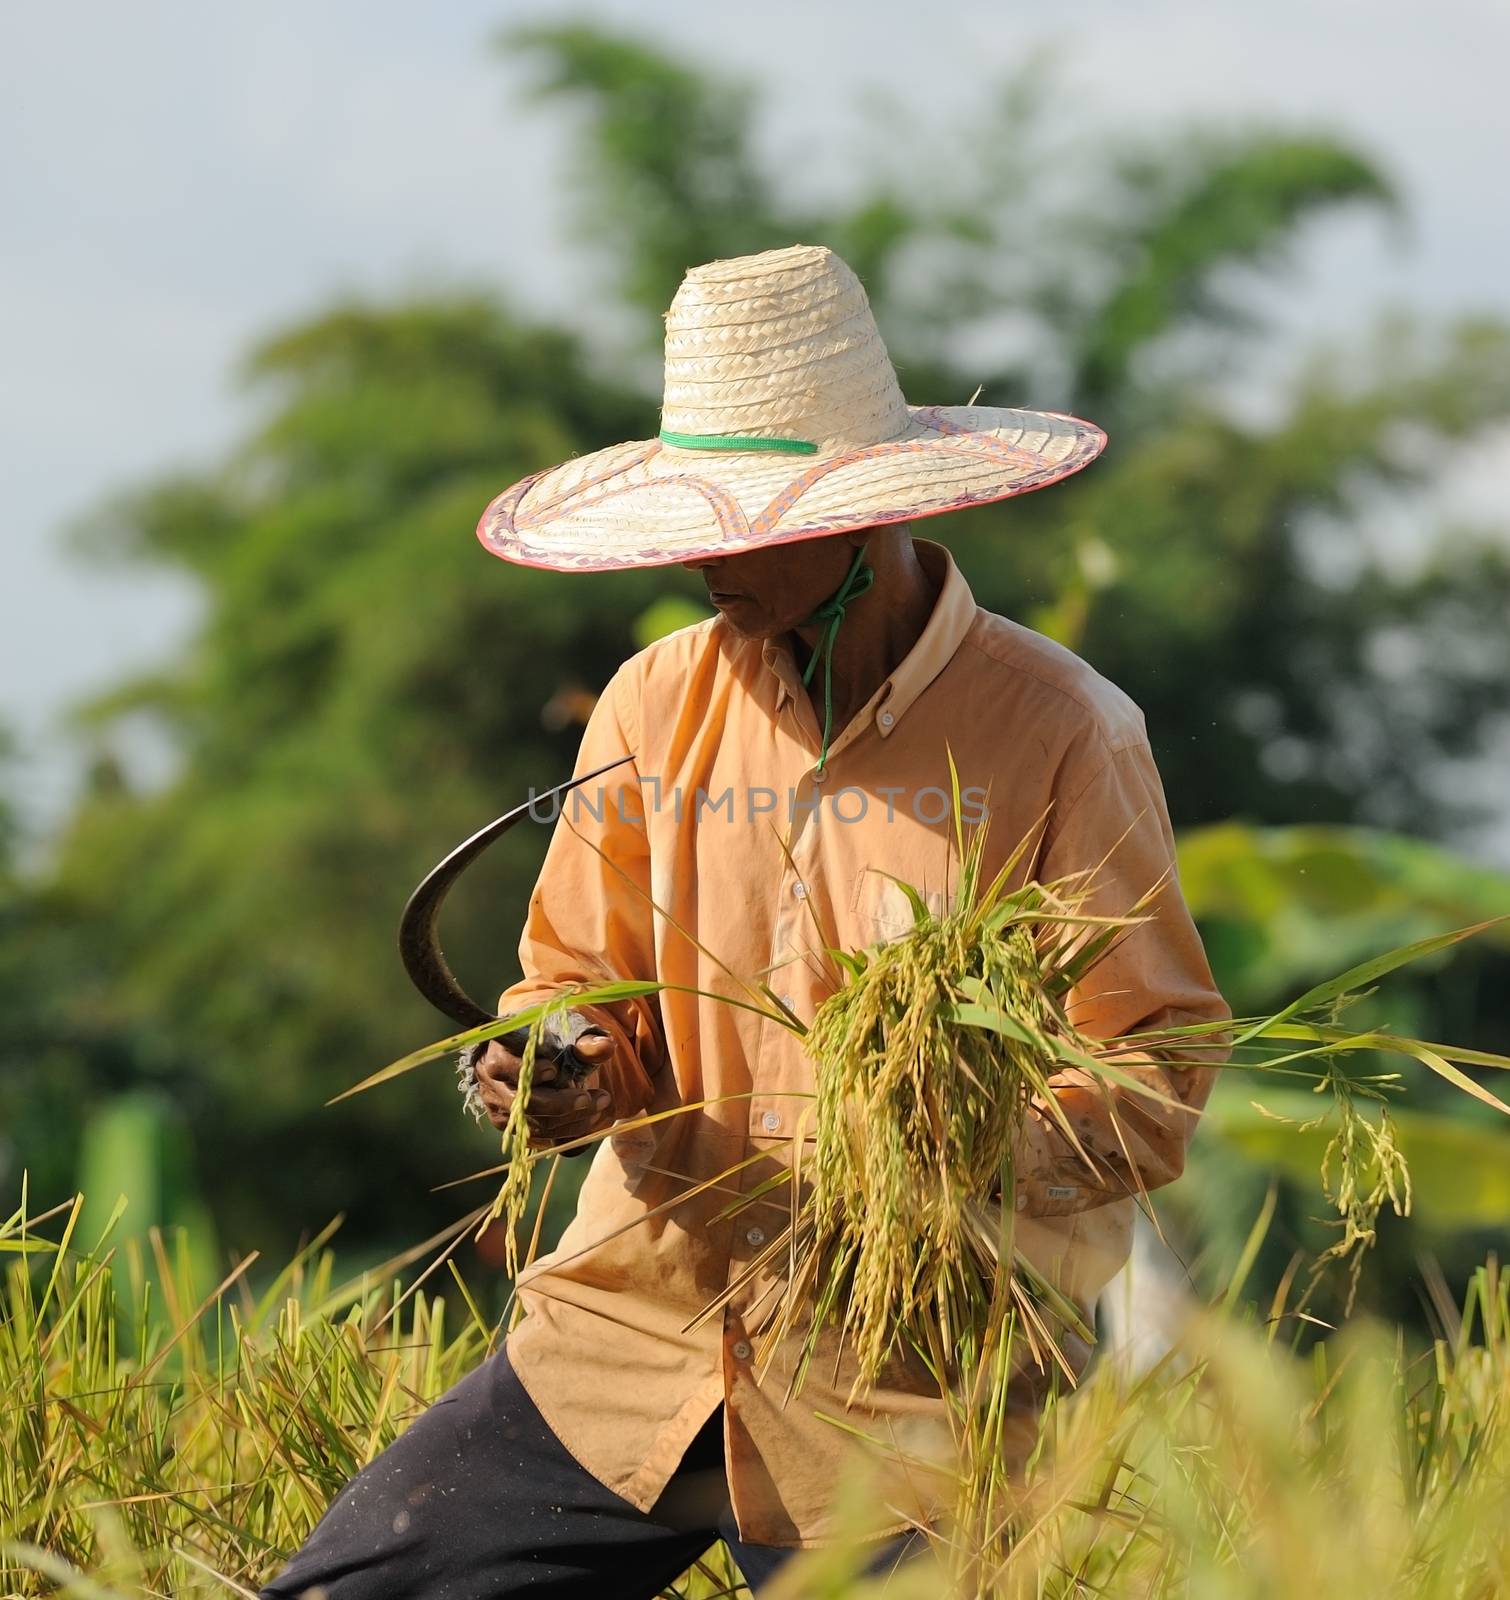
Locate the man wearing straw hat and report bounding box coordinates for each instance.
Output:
[264,244,1230,1597]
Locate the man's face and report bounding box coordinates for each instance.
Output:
[680,533,865,640]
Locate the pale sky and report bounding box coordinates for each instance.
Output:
[3,0,1507,838]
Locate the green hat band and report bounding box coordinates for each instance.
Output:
[659,429,818,456]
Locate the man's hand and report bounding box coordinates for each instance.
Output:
[472,1030,617,1150]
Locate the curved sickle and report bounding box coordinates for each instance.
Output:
[398,753,637,1029]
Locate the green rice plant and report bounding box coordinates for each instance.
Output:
[373,759,1506,1402]
[5,1187,1507,1598]
[1288,1045,1414,1316]
[757,1207,1510,1599]
[0,1188,754,1598]
[0,1187,486,1597]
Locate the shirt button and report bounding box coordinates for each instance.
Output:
[812,768,827,784]
[732,1340,753,1361]
[761,1111,781,1133]
[792,882,807,900]
[746,1227,766,1248]
[778,993,794,1010]
[1015,1193,1028,1211]
[878,710,895,728]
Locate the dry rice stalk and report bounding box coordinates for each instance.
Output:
[753,773,1186,1406]
[478,994,572,1278]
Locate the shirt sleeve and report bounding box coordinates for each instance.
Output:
[495,668,663,1120]
[1013,735,1232,1218]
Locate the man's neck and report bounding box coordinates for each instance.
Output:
[790,534,940,732]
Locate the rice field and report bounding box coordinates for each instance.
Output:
[2,1191,1506,1598]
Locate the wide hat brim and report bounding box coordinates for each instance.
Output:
[477,403,1106,573]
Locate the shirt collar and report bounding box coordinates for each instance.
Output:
[759,537,977,737]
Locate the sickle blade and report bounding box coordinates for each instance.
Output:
[398,754,636,1028]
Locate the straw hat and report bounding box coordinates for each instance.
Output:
[477,243,1106,573]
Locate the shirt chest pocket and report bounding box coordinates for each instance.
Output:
[849,869,949,946]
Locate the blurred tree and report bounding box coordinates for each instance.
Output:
[42,301,677,1251]
[511,23,1510,836]
[18,26,1509,1273]
[0,731,125,1211]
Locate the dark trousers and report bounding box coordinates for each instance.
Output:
[261,1343,922,1598]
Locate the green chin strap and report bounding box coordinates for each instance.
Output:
[796,543,876,777]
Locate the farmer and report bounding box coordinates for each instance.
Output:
[264,243,1231,1598]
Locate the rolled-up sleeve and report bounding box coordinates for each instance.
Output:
[1015,736,1232,1217]
[495,668,663,1119]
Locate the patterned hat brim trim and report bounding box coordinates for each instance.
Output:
[476,405,1107,573]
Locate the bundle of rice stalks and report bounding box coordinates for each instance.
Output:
[751,807,1153,1402]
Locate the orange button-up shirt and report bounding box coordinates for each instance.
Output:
[497,536,1230,1548]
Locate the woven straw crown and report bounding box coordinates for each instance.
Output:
[478,243,1106,572]
[659,247,911,456]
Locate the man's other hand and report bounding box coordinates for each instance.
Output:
[472,1030,617,1149]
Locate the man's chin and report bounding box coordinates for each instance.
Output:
[710,605,776,641]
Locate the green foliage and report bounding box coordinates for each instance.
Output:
[1176,822,1510,1304]
[1179,821,1510,1009]
[8,23,1507,1283]
[0,729,124,1213]
[1061,131,1401,412]
[950,313,1510,835]
[75,1094,219,1289]
[1208,1087,1510,1232]
[633,595,712,649]
[37,298,697,1251]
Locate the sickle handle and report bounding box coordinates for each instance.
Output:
[397,753,637,1029]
